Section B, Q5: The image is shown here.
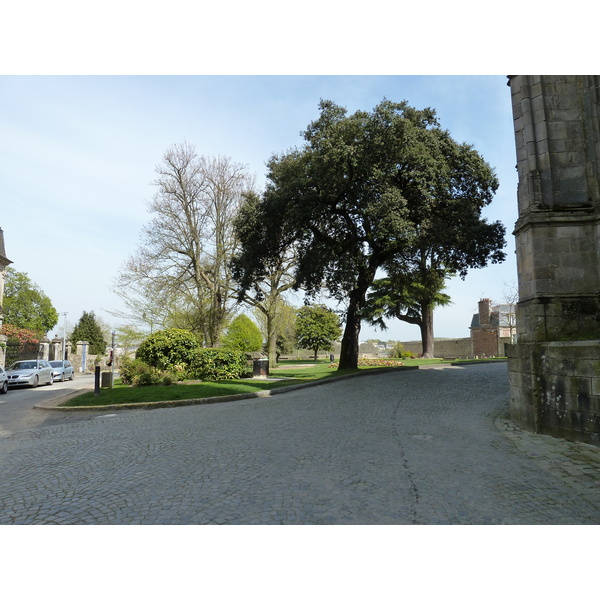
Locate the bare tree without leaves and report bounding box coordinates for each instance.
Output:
[501,280,519,342]
[115,142,255,346]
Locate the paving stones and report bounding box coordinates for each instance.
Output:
[0,363,598,524]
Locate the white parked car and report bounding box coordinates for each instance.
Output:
[0,366,8,394]
[6,360,54,388]
[49,360,75,382]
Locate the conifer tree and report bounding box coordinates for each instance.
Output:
[70,311,107,355]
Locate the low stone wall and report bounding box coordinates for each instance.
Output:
[507,340,600,446]
[401,338,472,359]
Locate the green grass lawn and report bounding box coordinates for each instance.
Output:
[62,361,362,407]
[61,356,502,408]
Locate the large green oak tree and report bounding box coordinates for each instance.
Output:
[232,99,506,369]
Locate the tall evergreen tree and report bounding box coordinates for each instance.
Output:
[70,311,107,355]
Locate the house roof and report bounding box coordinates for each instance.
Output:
[470,305,514,329]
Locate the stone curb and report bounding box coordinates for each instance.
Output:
[34,360,505,413]
[450,359,507,366]
[33,366,420,412]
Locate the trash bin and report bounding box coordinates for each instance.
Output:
[252,358,269,378]
[101,372,114,388]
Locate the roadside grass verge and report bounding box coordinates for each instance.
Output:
[61,363,362,407]
[61,357,504,408]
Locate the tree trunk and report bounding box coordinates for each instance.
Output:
[338,264,378,370]
[420,302,435,358]
[338,290,364,370]
[266,309,278,366]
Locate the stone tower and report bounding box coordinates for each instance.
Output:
[506,76,600,444]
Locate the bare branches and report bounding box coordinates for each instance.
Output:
[113,142,255,345]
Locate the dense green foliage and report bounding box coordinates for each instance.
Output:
[133,328,247,382]
[221,314,263,353]
[364,269,452,358]
[70,311,107,355]
[295,305,342,361]
[3,267,58,335]
[231,99,505,369]
[119,357,173,386]
[186,348,248,380]
[135,328,201,370]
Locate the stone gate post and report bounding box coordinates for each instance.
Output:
[39,337,50,361]
[51,336,62,361]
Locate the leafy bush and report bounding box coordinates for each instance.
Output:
[389,342,415,359]
[136,329,201,370]
[128,330,247,385]
[187,348,247,380]
[119,357,165,386]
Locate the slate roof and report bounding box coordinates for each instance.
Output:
[470,304,514,328]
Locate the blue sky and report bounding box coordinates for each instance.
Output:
[0,75,519,341]
[2,3,591,346]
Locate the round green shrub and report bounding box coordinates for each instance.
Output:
[136,328,201,370]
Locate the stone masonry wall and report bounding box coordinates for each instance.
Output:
[508,75,600,445]
[401,338,473,358]
[511,75,600,343]
[507,341,600,445]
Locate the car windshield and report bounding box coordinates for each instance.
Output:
[49,361,62,367]
[9,361,38,370]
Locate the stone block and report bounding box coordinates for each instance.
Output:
[547,121,568,141]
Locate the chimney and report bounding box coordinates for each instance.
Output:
[478,298,492,326]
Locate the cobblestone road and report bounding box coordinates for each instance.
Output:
[0,363,599,524]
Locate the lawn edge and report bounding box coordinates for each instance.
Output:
[35,360,505,412]
[35,365,420,412]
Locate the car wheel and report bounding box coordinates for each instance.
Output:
[32,376,38,388]
[0,381,7,394]
[69,372,74,380]
[60,373,65,382]
[47,376,53,386]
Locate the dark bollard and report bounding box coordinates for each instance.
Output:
[94,366,101,396]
